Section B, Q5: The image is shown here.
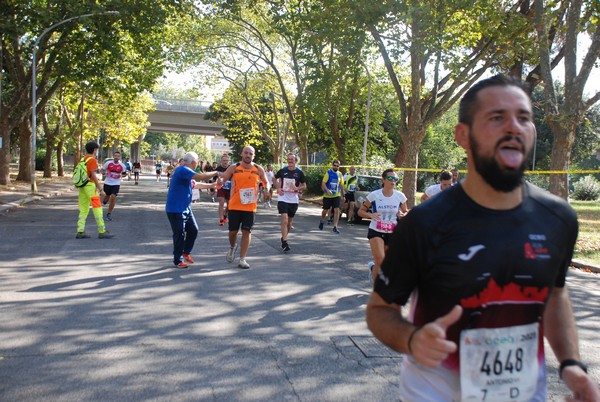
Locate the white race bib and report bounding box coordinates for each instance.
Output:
[239,187,256,205]
[460,323,539,402]
[283,178,296,192]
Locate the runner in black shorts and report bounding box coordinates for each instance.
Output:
[273,153,306,252]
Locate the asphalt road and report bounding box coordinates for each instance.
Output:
[0,174,598,401]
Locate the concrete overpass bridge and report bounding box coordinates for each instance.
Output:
[147,99,226,135]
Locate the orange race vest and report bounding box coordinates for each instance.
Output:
[228,163,263,212]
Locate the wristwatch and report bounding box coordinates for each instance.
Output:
[559,359,588,379]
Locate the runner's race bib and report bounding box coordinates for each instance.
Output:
[460,323,539,402]
[283,178,296,192]
[239,188,256,204]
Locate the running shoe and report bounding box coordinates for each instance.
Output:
[332,226,340,234]
[282,242,291,252]
[106,213,112,221]
[174,261,189,269]
[223,216,228,223]
[368,261,375,286]
[238,259,250,269]
[226,245,238,263]
[318,221,324,230]
[98,231,114,239]
[219,219,225,226]
[327,218,333,225]
[75,232,91,239]
[182,253,194,264]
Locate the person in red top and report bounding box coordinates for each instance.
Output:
[221,146,268,269]
[76,141,113,239]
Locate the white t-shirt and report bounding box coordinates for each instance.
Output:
[265,171,275,190]
[366,189,407,233]
[424,183,444,199]
[102,161,127,186]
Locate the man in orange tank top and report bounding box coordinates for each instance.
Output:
[221,146,268,269]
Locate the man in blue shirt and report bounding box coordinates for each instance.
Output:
[166,152,220,268]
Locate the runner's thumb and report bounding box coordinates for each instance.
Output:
[434,305,463,333]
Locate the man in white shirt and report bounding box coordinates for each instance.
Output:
[421,170,452,202]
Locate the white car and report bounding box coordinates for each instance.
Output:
[342,175,382,223]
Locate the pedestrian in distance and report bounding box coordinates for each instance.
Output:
[357,168,408,286]
[221,146,269,269]
[132,160,141,185]
[216,154,231,226]
[343,165,359,224]
[264,163,275,208]
[166,161,175,188]
[155,160,163,182]
[318,160,344,234]
[124,158,132,181]
[451,168,460,185]
[365,74,600,401]
[75,141,113,239]
[165,152,221,269]
[273,153,307,253]
[101,151,127,222]
[420,169,452,202]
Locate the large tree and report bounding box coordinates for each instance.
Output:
[534,0,600,199]
[0,0,190,186]
[353,0,536,206]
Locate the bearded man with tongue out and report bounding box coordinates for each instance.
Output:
[366,74,599,402]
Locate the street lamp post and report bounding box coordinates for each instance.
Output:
[361,63,372,174]
[31,11,119,193]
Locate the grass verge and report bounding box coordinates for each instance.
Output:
[571,200,600,266]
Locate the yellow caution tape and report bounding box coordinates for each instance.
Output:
[299,165,600,175]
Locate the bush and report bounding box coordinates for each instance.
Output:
[303,166,328,194]
[572,175,600,201]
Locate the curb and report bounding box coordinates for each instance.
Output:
[571,259,600,274]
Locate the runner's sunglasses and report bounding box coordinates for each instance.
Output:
[386,176,399,182]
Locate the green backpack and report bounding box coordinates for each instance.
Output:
[72,157,91,187]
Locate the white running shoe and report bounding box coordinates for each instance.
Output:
[226,245,238,263]
[238,259,250,269]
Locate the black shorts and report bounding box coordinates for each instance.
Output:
[322,196,341,210]
[277,201,299,217]
[344,192,355,202]
[367,228,392,245]
[228,210,255,232]
[103,184,121,197]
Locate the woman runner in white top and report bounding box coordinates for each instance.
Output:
[358,168,408,286]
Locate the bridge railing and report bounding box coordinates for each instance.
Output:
[153,99,211,113]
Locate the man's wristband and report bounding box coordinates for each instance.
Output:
[559,359,588,379]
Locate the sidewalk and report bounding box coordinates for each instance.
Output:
[0,173,75,215]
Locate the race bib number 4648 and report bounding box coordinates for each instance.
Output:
[460,323,539,402]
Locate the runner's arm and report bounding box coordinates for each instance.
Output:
[193,170,219,182]
[544,286,600,399]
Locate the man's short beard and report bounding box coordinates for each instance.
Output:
[470,131,531,193]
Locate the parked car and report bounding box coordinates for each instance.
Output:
[341,174,382,223]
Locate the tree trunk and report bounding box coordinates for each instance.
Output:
[57,139,65,176]
[0,119,11,185]
[397,128,427,208]
[16,118,32,182]
[547,117,576,200]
